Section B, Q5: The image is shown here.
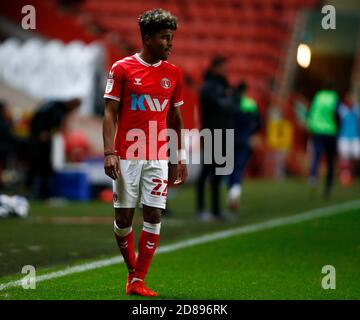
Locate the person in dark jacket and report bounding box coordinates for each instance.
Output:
[227,82,261,212]
[0,101,26,190]
[26,98,81,198]
[196,57,236,221]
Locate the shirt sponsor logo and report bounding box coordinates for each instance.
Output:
[131,94,168,112]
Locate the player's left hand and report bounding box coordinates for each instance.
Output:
[168,163,178,186]
[174,163,188,186]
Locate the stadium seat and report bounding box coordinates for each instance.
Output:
[50,0,322,104]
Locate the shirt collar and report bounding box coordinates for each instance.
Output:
[135,53,162,67]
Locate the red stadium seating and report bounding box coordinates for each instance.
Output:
[1,0,321,115]
[79,0,320,109]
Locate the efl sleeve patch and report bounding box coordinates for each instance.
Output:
[105,79,114,94]
[103,62,124,100]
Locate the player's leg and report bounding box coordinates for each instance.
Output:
[113,159,142,292]
[132,204,161,283]
[228,148,241,212]
[113,207,136,294]
[127,204,161,297]
[324,136,337,197]
[196,163,213,221]
[228,146,251,212]
[211,165,222,218]
[196,164,208,211]
[114,208,136,273]
[309,134,323,187]
[127,160,167,296]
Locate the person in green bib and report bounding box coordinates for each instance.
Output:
[307,84,340,197]
[228,82,261,212]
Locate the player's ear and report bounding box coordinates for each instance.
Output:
[143,34,153,46]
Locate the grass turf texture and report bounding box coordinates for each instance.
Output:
[1,208,359,300]
[0,179,359,299]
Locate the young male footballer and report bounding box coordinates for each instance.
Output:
[102,9,187,297]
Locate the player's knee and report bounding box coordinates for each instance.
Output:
[143,207,162,224]
[115,218,132,228]
[114,208,133,228]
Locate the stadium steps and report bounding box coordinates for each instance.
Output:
[1,0,321,111]
[77,0,320,98]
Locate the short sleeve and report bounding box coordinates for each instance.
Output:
[104,62,125,101]
[171,68,184,108]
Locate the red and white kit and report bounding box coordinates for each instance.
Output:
[104,53,184,209]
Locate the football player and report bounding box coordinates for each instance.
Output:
[103,8,187,297]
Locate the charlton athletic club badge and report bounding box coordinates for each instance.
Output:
[161,78,171,89]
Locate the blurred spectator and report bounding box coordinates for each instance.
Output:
[337,91,360,185]
[0,101,26,190]
[227,82,261,212]
[26,98,81,199]
[196,56,236,222]
[307,83,340,198]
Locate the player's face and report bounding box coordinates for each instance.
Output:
[147,29,174,61]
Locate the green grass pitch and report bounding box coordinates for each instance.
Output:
[0,179,359,300]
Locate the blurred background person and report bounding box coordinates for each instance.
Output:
[307,82,340,198]
[196,56,236,222]
[227,82,261,213]
[0,101,26,191]
[337,91,360,185]
[26,98,81,199]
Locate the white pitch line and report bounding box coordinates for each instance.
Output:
[1,199,360,291]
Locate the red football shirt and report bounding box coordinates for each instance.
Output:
[104,53,184,160]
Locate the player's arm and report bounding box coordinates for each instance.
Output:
[167,106,188,185]
[103,98,120,180]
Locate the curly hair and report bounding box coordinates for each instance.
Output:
[138,8,178,40]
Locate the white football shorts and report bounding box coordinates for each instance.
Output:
[338,138,360,160]
[113,159,168,209]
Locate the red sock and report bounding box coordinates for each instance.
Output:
[114,227,136,273]
[133,222,161,282]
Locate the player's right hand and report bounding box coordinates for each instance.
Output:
[104,155,120,180]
